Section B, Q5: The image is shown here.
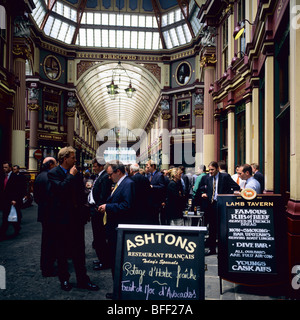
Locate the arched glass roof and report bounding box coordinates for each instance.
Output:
[76,62,161,131]
[31,0,202,49]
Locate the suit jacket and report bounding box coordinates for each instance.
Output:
[254,171,264,192]
[149,171,166,207]
[165,180,186,220]
[0,172,24,211]
[47,166,87,225]
[205,172,240,202]
[105,176,135,229]
[130,172,152,224]
[92,171,113,207]
[34,170,51,222]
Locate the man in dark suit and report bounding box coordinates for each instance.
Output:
[48,146,99,292]
[129,163,152,224]
[201,161,240,255]
[88,158,112,271]
[98,160,135,281]
[251,163,265,192]
[146,160,166,224]
[0,161,24,239]
[33,157,57,277]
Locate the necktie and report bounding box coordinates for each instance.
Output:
[3,175,8,189]
[103,183,118,225]
[237,176,240,185]
[211,177,216,203]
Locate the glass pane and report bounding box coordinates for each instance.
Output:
[138,15,145,27]
[124,14,130,26]
[138,31,145,49]
[50,19,62,38]
[94,29,101,46]
[87,12,93,24]
[57,22,68,41]
[44,16,54,35]
[65,25,75,44]
[81,12,86,24]
[109,13,116,25]
[169,28,179,47]
[131,15,138,27]
[116,30,123,48]
[70,8,77,22]
[145,32,152,49]
[102,13,109,25]
[94,13,101,25]
[86,29,94,46]
[145,16,152,27]
[131,31,138,49]
[79,28,86,46]
[152,32,160,50]
[124,30,131,48]
[109,29,116,47]
[102,29,108,47]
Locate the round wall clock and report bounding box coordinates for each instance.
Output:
[175,61,191,86]
[43,55,61,81]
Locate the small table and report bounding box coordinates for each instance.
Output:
[183,211,205,226]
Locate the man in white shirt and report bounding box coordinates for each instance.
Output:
[231,165,246,189]
[237,164,261,194]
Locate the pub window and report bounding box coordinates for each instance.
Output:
[235,103,246,166]
[177,98,191,128]
[220,112,228,163]
[0,5,6,67]
[237,0,246,53]
[44,101,59,124]
[222,18,229,72]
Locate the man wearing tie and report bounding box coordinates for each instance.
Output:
[0,162,24,239]
[48,146,99,291]
[201,161,240,255]
[98,160,135,281]
[88,158,112,271]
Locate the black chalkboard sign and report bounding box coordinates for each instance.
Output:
[217,194,287,286]
[113,225,207,300]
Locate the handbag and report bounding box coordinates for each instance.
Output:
[8,205,18,222]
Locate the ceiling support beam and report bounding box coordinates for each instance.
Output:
[40,0,57,30]
[71,0,88,45]
[151,0,167,49]
[177,0,195,38]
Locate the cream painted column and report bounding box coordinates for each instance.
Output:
[161,113,171,169]
[251,83,260,164]
[264,55,274,193]
[66,110,75,147]
[203,65,216,166]
[12,57,26,168]
[289,0,300,201]
[227,107,235,175]
[194,109,204,170]
[27,104,40,172]
[245,100,252,164]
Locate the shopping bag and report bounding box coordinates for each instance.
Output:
[8,205,18,222]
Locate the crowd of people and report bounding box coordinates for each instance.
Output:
[0,146,265,297]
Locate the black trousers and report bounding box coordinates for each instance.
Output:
[40,221,57,275]
[55,222,89,285]
[206,201,218,252]
[0,204,22,236]
[90,206,109,265]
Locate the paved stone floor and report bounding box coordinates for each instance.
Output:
[0,203,289,301]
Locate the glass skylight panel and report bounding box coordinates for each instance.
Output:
[109,13,116,25]
[138,15,145,27]
[102,29,109,47]
[131,15,138,27]
[87,12,94,24]
[43,15,54,35]
[138,31,145,49]
[174,9,182,22]
[124,30,131,48]
[94,13,101,25]
[163,30,172,49]
[161,14,168,27]
[55,1,63,16]
[94,29,101,46]
[176,25,186,45]
[57,22,69,42]
[116,30,123,48]
[86,29,94,46]
[168,11,175,25]
[65,25,75,44]
[124,14,130,27]
[50,18,62,38]
[152,32,160,50]
[102,13,109,25]
[131,31,138,49]
[79,28,86,46]
[81,12,86,24]
[70,8,77,22]
[145,16,153,27]
[109,29,116,47]
[145,32,152,49]
[183,24,192,42]
[169,28,179,47]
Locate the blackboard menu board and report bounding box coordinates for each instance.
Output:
[218,194,287,286]
[113,225,207,300]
